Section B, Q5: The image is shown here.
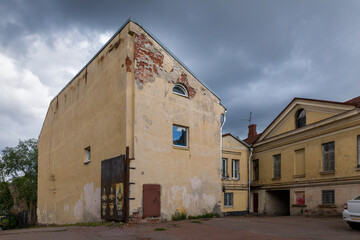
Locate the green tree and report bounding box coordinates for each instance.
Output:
[0,138,38,210]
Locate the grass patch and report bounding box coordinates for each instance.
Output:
[190,220,202,224]
[154,228,167,231]
[188,213,220,219]
[171,210,187,221]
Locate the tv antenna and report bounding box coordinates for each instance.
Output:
[240,112,252,126]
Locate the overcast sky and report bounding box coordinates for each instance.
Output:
[1,0,360,150]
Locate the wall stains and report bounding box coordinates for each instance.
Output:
[126,56,132,72]
[108,38,124,53]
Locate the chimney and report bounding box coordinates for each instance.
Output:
[248,124,257,138]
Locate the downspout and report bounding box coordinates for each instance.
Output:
[220,110,227,178]
[247,147,253,213]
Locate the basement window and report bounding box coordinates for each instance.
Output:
[224,193,233,207]
[173,84,188,97]
[322,190,335,205]
[173,125,188,147]
[84,146,91,164]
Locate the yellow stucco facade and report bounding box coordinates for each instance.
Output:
[250,98,360,216]
[221,134,249,214]
[38,19,225,224]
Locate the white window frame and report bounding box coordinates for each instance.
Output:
[232,159,239,180]
[224,192,233,207]
[222,158,228,179]
[172,83,188,97]
[84,146,91,164]
[172,125,188,148]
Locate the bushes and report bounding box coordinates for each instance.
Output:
[171,210,187,221]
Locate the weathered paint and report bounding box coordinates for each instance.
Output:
[38,20,225,224]
[251,99,360,215]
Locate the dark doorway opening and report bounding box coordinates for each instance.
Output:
[253,193,259,213]
[265,190,290,215]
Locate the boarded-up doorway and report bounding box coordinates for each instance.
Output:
[101,155,126,221]
[143,184,160,217]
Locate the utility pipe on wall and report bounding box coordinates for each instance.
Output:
[247,147,253,213]
[220,110,227,179]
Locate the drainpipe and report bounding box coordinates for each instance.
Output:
[247,147,253,213]
[220,110,227,178]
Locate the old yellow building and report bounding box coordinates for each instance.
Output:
[37,18,226,224]
[250,97,360,215]
[221,134,250,214]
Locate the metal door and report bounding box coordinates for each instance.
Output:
[143,184,160,217]
[101,155,126,221]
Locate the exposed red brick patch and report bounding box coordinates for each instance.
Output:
[126,56,132,72]
[133,33,164,87]
[176,73,196,98]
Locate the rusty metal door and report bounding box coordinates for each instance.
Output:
[143,184,160,217]
[101,155,126,221]
[253,193,258,213]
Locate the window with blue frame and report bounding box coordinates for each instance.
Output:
[173,125,188,147]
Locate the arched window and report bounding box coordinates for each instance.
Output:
[296,109,306,128]
[172,84,188,97]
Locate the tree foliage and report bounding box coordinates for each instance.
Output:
[0,139,38,206]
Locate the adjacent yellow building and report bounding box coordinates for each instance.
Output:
[221,134,250,214]
[250,97,360,216]
[37,18,226,224]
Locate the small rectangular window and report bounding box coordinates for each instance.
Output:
[232,160,239,180]
[222,158,228,178]
[273,154,281,178]
[357,135,360,168]
[84,146,91,163]
[253,159,259,181]
[322,190,335,205]
[224,192,233,207]
[322,142,335,172]
[173,125,188,147]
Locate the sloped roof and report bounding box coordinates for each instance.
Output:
[256,97,358,143]
[243,133,261,145]
[50,17,222,104]
[345,96,360,107]
[223,133,250,148]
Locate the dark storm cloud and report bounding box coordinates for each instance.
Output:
[1,0,360,149]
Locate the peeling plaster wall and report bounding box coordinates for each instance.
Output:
[37,24,132,224]
[127,23,225,220]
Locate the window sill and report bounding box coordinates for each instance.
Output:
[232,178,240,181]
[292,204,307,207]
[319,171,335,175]
[173,145,189,151]
[224,206,234,208]
[293,174,305,178]
[318,204,337,208]
[272,177,281,181]
[355,167,360,171]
